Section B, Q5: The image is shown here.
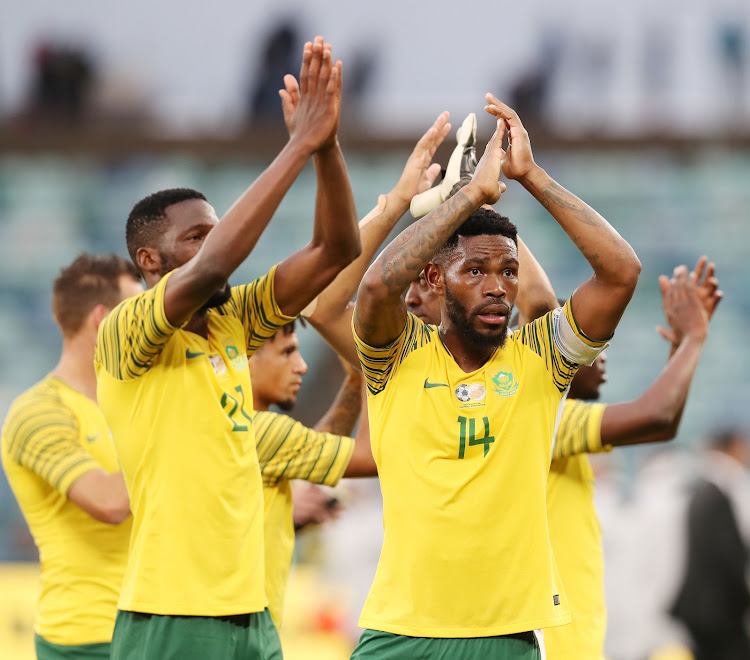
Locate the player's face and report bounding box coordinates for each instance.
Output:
[405,274,441,325]
[249,331,308,411]
[568,352,608,400]
[439,235,518,348]
[160,198,231,308]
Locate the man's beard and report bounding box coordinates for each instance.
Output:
[276,398,296,412]
[444,284,510,350]
[159,253,232,310]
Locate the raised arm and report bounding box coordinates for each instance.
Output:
[272,38,361,317]
[515,235,558,327]
[304,113,450,364]
[160,38,345,326]
[484,95,641,341]
[354,118,508,347]
[313,361,377,477]
[600,259,720,447]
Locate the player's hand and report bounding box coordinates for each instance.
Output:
[409,113,480,217]
[657,257,722,345]
[292,483,343,531]
[483,94,537,181]
[464,116,507,206]
[390,112,451,209]
[279,36,342,153]
[656,264,714,347]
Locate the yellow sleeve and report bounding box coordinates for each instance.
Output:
[3,395,98,495]
[515,298,609,393]
[353,311,435,396]
[95,270,180,381]
[217,265,296,356]
[552,399,610,460]
[255,411,355,487]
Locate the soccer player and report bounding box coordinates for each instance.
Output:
[249,320,377,627]
[538,260,720,660]
[1,253,142,660]
[94,37,361,660]
[407,244,720,660]
[350,95,641,658]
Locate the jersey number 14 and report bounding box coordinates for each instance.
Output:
[457,415,494,458]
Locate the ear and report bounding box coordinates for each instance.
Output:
[136,246,162,278]
[424,262,443,294]
[90,304,110,330]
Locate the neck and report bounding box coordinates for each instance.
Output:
[439,326,499,373]
[252,396,270,412]
[183,311,209,339]
[52,337,97,401]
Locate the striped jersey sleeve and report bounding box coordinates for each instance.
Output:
[552,399,610,460]
[217,265,296,356]
[515,298,609,393]
[3,390,98,495]
[353,311,435,396]
[255,411,355,487]
[95,270,180,381]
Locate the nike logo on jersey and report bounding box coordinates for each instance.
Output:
[424,378,449,389]
[86,433,101,443]
[185,349,206,359]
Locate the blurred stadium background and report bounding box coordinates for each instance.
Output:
[1,1,749,658]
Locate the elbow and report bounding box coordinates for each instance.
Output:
[618,251,642,292]
[97,499,131,525]
[642,409,679,442]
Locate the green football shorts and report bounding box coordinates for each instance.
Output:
[350,628,541,659]
[110,608,282,660]
[35,635,111,659]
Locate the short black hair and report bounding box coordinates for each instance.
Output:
[435,206,518,261]
[267,317,306,341]
[126,188,207,268]
[53,253,140,336]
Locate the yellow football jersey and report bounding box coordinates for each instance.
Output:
[95,266,293,616]
[354,299,608,637]
[255,410,354,626]
[1,375,131,645]
[545,399,609,660]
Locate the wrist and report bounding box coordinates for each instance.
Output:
[461,182,490,208]
[313,137,341,158]
[385,188,413,214]
[516,163,547,190]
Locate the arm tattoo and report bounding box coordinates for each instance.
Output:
[541,180,601,227]
[377,193,474,296]
[315,377,362,437]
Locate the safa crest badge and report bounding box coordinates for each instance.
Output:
[491,367,519,397]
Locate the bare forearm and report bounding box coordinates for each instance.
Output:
[520,166,640,286]
[516,235,558,326]
[355,190,478,346]
[343,381,377,477]
[605,335,706,446]
[311,142,361,263]
[306,192,409,324]
[314,374,362,436]
[200,140,311,279]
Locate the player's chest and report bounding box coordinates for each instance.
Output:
[379,351,553,464]
[165,318,249,385]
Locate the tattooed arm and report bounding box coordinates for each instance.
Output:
[314,367,362,436]
[485,95,641,341]
[354,120,508,347]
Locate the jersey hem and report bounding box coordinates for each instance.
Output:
[116,600,268,617]
[357,612,572,638]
